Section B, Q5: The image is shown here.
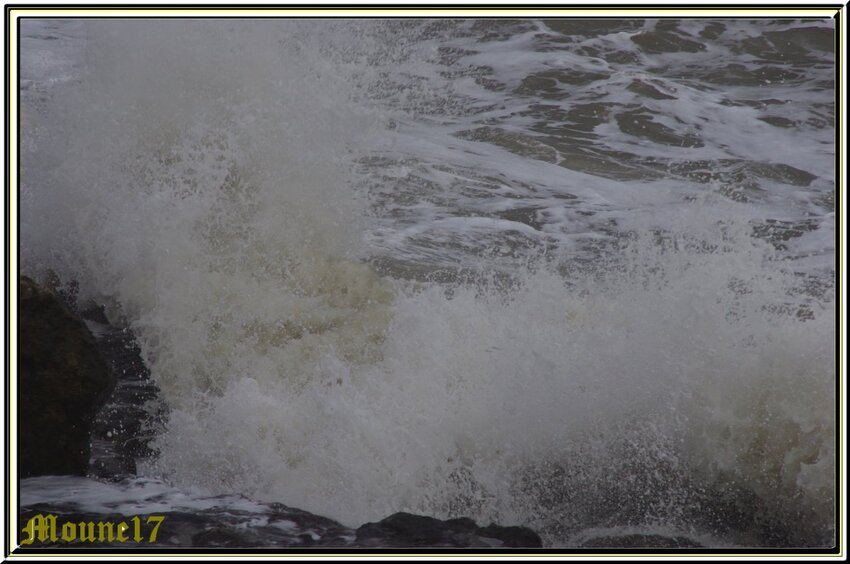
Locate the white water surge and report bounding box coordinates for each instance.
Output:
[20,18,835,547]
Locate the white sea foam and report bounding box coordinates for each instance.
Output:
[20,475,270,515]
[20,18,835,546]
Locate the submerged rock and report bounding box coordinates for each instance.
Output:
[355,511,542,548]
[19,276,115,477]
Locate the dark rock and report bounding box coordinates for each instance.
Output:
[19,499,356,548]
[79,303,110,325]
[192,527,258,548]
[20,482,543,549]
[355,511,542,548]
[356,513,453,546]
[478,524,544,548]
[88,322,165,481]
[580,534,704,548]
[19,276,116,477]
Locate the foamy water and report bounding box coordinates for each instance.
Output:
[19,18,836,547]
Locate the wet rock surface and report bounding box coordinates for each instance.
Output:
[355,512,542,548]
[85,314,165,481]
[19,276,115,477]
[19,500,541,549]
[19,500,356,548]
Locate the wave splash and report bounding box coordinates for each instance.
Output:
[20,20,834,547]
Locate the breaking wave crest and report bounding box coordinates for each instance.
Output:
[20,19,835,547]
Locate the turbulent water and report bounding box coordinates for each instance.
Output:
[19,18,836,547]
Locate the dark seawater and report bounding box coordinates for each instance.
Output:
[19,18,836,548]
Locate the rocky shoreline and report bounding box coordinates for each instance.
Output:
[19,276,116,478]
[19,501,544,549]
[17,275,544,549]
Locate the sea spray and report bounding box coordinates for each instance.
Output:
[20,20,395,395]
[20,18,835,547]
[148,213,832,545]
